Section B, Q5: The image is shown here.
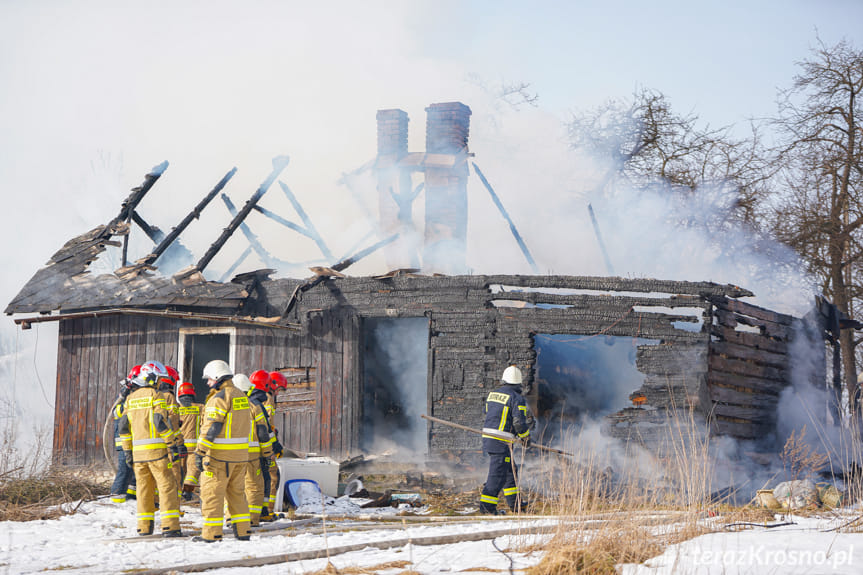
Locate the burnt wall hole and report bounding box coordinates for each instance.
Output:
[532,333,660,443]
[361,317,430,455]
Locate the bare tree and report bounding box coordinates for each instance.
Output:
[568,88,770,225]
[770,38,863,412]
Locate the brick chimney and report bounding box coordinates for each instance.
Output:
[375,109,416,269]
[423,102,471,274]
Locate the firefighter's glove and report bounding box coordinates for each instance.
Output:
[124,451,134,467]
[178,444,188,458]
[169,445,180,463]
[194,453,204,472]
[273,440,283,458]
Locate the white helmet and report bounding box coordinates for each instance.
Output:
[233,373,252,393]
[502,365,523,385]
[136,360,168,387]
[202,359,232,381]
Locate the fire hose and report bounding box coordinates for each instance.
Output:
[102,397,121,473]
[420,414,574,457]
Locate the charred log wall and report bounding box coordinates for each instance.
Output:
[705,297,795,440]
[275,274,751,454]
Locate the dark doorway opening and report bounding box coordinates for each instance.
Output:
[533,334,659,443]
[181,333,230,403]
[361,317,429,454]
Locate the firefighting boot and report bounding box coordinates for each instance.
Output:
[479,504,499,515]
[162,529,183,538]
[191,535,220,543]
[137,520,154,536]
[232,523,251,541]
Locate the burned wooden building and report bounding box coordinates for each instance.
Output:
[5,102,816,467]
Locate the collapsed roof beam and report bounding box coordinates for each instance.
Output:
[195,156,290,274]
[116,161,169,267]
[281,233,399,319]
[110,161,169,229]
[471,162,540,274]
[278,182,334,261]
[220,193,285,270]
[219,245,253,283]
[332,233,399,272]
[131,210,165,244]
[139,167,237,268]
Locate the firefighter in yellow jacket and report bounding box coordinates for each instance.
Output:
[118,360,182,537]
[156,365,183,497]
[233,374,274,526]
[176,381,203,500]
[193,360,252,542]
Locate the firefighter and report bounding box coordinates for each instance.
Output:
[157,365,183,497]
[118,360,182,537]
[193,360,252,542]
[265,370,287,518]
[234,373,274,526]
[109,366,140,503]
[177,381,203,500]
[479,365,531,515]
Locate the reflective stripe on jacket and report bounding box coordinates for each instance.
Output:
[178,403,203,449]
[197,380,252,463]
[118,387,176,462]
[481,384,530,454]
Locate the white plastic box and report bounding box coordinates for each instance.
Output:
[274,456,340,512]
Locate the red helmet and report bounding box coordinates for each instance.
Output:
[249,370,270,392]
[127,365,142,380]
[177,382,195,397]
[165,366,180,384]
[270,371,287,391]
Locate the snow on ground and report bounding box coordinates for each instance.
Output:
[3,499,862,574]
[0,497,554,574]
[620,514,862,575]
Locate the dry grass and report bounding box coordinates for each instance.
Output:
[306,561,413,574]
[0,467,110,521]
[511,404,721,574]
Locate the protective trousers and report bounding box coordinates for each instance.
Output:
[200,458,250,541]
[171,456,183,498]
[110,449,136,503]
[267,459,280,512]
[133,458,180,534]
[480,453,520,514]
[244,459,265,526]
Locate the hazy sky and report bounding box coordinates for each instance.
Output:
[1,0,862,306]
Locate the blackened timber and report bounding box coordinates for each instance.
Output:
[195,155,290,273]
[131,211,165,244]
[219,245,254,283]
[143,167,237,268]
[471,163,539,274]
[109,161,169,231]
[331,233,399,272]
[220,193,284,270]
[278,182,334,261]
[253,205,314,239]
[484,276,753,299]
